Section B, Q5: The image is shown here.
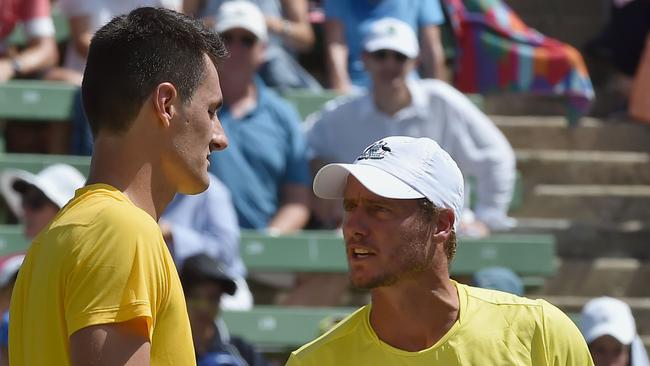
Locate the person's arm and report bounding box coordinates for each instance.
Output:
[419,25,448,81]
[70,317,151,366]
[68,15,93,60]
[268,183,310,233]
[0,36,57,82]
[324,19,351,92]
[267,0,314,52]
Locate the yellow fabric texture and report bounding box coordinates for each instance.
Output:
[9,184,195,365]
[287,282,594,366]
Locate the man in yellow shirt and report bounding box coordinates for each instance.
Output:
[9,7,229,366]
[287,136,594,365]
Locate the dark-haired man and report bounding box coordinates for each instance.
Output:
[287,136,593,365]
[9,7,228,366]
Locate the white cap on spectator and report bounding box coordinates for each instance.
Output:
[313,136,464,231]
[0,254,25,288]
[215,0,268,42]
[363,17,419,59]
[0,164,86,219]
[581,297,637,345]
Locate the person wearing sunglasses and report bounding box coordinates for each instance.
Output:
[209,1,311,235]
[0,164,85,239]
[305,17,517,238]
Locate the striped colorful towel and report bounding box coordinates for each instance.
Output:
[443,0,595,124]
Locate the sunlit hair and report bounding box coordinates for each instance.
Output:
[417,198,457,261]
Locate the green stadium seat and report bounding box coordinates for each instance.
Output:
[0,154,90,175]
[0,80,77,121]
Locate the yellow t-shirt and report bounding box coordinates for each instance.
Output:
[287,282,594,366]
[9,184,195,365]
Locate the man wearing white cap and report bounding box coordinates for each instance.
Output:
[580,297,650,366]
[0,164,85,239]
[209,1,311,234]
[305,17,516,236]
[287,136,593,365]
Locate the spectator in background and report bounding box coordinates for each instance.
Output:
[180,254,267,366]
[323,0,447,92]
[0,164,85,239]
[0,0,58,82]
[186,0,322,91]
[306,18,516,236]
[580,297,650,366]
[209,1,311,234]
[161,173,253,310]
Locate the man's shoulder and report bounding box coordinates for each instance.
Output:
[290,306,368,362]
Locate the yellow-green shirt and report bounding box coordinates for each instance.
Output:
[287,282,593,365]
[9,184,195,365]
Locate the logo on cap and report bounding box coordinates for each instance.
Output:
[357,140,391,161]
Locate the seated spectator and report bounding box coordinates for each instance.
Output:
[0,254,24,366]
[0,0,58,82]
[580,297,650,366]
[306,18,516,236]
[323,0,447,92]
[0,164,85,239]
[187,0,322,91]
[180,254,267,366]
[443,0,595,124]
[160,173,253,310]
[208,1,311,234]
[472,266,524,296]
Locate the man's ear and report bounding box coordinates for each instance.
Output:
[432,208,454,244]
[153,82,178,127]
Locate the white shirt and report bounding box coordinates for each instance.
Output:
[304,79,516,230]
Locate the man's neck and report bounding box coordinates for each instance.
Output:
[193,322,217,355]
[368,275,459,352]
[86,134,175,221]
[222,75,257,119]
[373,80,411,117]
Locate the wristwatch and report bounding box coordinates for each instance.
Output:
[11,58,23,76]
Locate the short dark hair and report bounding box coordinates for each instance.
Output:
[81,7,229,136]
[417,198,457,261]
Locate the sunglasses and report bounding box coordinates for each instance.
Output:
[370,50,409,63]
[21,189,50,211]
[221,32,258,49]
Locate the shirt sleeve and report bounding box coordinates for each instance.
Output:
[418,0,445,26]
[281,103,311,187]
[19,0,54,38]
[169,176,242,275]
[323,0,344,20]
[64,212,164,338]
[435,82,516,229]
[540,300,595,366]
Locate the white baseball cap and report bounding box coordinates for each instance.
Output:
[0,164,86,219]
[214,1,268,42]
[313,136,464,231]
[363,17,419,59]
[580,297,637,345]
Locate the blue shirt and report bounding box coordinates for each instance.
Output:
[209,78,310,229]
[161,173,246,278]
[324,0,445,87]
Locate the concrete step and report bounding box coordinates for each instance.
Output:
[516,150,650,185]
[493,116,650,152]
[512,184,650,222]
[512,218,650,259]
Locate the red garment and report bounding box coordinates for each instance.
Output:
[0,0,51,41]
